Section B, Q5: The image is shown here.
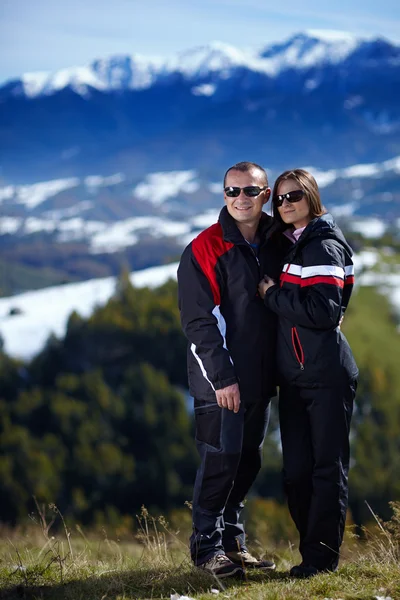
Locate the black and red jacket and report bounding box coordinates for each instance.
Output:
[178,206,287,404]
[264,213,358,388]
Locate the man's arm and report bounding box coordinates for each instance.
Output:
[178,244,240,411]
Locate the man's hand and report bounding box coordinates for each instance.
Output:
[258,275,276,299]
[215,383,240,413]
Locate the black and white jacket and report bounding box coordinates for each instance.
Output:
[264,213,358,388]
[178,206,287,404]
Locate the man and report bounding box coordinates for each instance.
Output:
[177,162,286,578]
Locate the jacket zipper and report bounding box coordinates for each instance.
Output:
[244,240,260,266]
[291,326,305,370]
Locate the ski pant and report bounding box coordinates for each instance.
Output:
[190,397,270,565]
[279,381,356,569]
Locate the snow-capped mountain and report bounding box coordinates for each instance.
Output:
[1,32,399,181]
[6,32,364,98]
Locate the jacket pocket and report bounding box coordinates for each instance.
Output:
[291,326,305,371]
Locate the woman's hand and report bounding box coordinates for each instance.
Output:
[258,275,276,299]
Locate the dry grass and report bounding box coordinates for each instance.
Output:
[0,504,399,600]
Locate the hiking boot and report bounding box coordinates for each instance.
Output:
[290,564,319,578]
[198,553,245,579]
[226,550,276,570]
[290,562,337,578]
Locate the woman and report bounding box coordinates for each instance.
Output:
[258,169,358,578]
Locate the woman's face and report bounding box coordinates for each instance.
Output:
[276,179,311,229]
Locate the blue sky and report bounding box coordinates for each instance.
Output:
[1,0,399,82]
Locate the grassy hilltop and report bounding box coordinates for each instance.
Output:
[1,503,400,600]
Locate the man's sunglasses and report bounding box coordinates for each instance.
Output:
[273,189,305,207]
[224,186,267,198]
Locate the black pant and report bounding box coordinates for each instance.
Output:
[279,382,356,569]
[190,398,270,565]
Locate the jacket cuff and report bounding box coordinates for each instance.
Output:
[213,375,238,391]
[264,284,278,306]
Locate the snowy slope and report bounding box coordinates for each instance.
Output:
[1,250,399,361]
[1,154,399,260]
[306,156,400,189]
[0,262,179,359]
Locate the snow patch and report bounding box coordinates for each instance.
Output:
[342,163,381,178]
[209,183,221,194]
[331,202,359,217]
[12,178,80,209]
[167,42,248,77]
[84,173,125,188]
[344,95,364,109]
[306,29,356,42]
[383,156,400,173]
[21,71,51,97]
[0,217,22,234]
[192,83,216,96]
[0,186,15,203]
[24,217,59,234]
[301,154,400,188]
[89,217,190,253]
[44,201,94,220]
[304,79,319,90]
[353,250,379,271]
[351,218,387,239]
[191,210,220,229]
[0,262,179,359]
[133,171,199,205]
[302,167,337,188]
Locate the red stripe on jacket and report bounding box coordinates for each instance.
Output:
[192,223,234,305]
[280,272,301,286]
[301,275,345,288]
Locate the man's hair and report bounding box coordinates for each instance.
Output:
[223,161,268,188]
[272,169,326,224]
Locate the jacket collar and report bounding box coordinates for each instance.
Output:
[218,206,278,245]
[284,212,353,258]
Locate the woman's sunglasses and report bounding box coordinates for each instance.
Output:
[273,189,305,207]
[224,186,267,198]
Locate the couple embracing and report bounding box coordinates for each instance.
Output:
[177,161,358,579]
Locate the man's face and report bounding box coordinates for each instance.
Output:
[224,169,270,226]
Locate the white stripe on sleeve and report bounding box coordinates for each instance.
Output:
[283,264,302,276]
[302,265,345,279]
[191,343,216,391]
[190,305,234,391]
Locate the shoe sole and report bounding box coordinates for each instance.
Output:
[198,566,245,579]
[230,561,276,571]
[245,564,276,570]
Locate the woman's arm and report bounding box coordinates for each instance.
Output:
[263,239,349,329]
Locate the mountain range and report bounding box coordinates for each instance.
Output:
[1,31,400,182]
[1,31,399,297]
